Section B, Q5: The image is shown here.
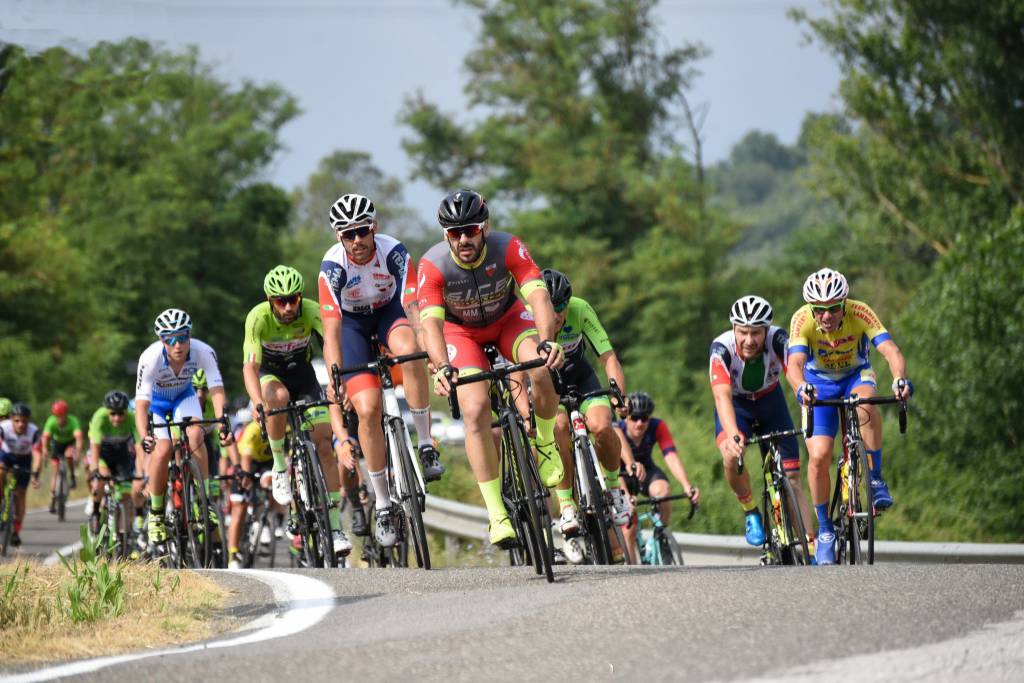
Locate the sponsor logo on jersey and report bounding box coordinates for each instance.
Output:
[518,243,530,261]
[520,310,534,321]
[346,275,362,288]
[818,335,854,348]
[485,263,497,277]
[322,304,335,312]
[446,344,457,361]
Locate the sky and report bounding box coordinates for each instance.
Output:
[1,0,842,222]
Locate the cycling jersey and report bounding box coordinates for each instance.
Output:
[88,408,139,446]
[709,326,788,400]
[237,421,273,464]
[417,231,545,328]
[243,300,324,372]
[0,420,40,457]
[535,296,613,373]
[42,414,82,444]
[135,338,224,403]
[788,300,892,381]
[617,418,677,468]
[318,234,414,317]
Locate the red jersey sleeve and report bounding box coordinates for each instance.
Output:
[504,236,542,286]
[417,258,446,313]
[655,420,677,456]
[318,274,342,321]
[402,256,418,307]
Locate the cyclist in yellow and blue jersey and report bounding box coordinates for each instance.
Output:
[785,267,912,565]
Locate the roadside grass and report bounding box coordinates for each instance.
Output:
[0,528,227,664]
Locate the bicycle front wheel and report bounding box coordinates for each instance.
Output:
[303,440,337,568]
[182,458,212,569]
[852,446,874,565]
[509,418,554,583]
[0,492,12,557]
[57,462,67,522]
[777,476,810,566]
[576,440,612,565]
[391,418,431,570]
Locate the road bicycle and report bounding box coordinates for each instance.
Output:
[333,340,432,570]
[0,466,22,556]
[232,470,279,568]
[449,350,556,583]
[738,425,811,566]
[623,467,696,565]
[808,381,908,565]
[557,376,629,565]
[91,473,144,560]
[258,398,338,568]
[50,447,70,522]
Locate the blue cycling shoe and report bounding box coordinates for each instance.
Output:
[870,478,893,510]
[744,511,765,546]
[815,530,836,565]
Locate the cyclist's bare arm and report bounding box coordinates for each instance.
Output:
[599,350,626,402]
[785,351,809,395]
[615,426,643,480]
[711,383,745,458]
[74,429,85,455]
[663,451,699,503]
[420,317,451,395]
[242,360,265,412]
[134,399,151,441]
[525,287,563,369]
[876,339,910,398]
[403,299,427,351]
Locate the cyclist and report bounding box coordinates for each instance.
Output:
[710,295,813,548]
[616,391,700,565]
[244,264,351,559]
[785,267,912,565]
[539,269,631,544]
[0,403,42,547]
[319,194,441,549]
[191,369,238,501]
[227,417,286,569]
[87,391,146,550]
[420,189,565,548]
[135,308,234,555]
[41,399,84,511]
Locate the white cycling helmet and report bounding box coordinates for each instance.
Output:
[328,193,376,230]
[154,308,192,337]
[730,295,773,327]
[802,267,849,304]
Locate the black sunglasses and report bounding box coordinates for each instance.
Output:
[109,411,125,417]
[445,224,483,240]
[339,225,373,241]
[628,414,650,422]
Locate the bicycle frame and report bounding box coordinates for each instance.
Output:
[743,426,810,566]
[631,494,693,565]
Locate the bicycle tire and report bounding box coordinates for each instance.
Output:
[264,508,279,568]
[500,422,540,570]
[658,529,684,565]
[610,521,631,564]
[0,491,12,557]
[392,418,431,569]
[777,476,810,566]
[576,439,612,565]
[211,503,228,568]
[57,462,67,522]
[303,439,337,568]
[509,417,554,582]
[182,458,212,569]
[853,445,874,565]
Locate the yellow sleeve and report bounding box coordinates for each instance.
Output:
[848,300,890,344]
[788,304,815,354]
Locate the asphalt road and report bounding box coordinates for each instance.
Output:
[4,506,1024,682]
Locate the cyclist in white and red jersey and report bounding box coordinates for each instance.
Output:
[0,403,42,547]
[319,193,440,549]
[419,189,565,548]
[710,295,812,548]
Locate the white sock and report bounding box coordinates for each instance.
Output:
[369,468,391,510]
[410,407,431,449]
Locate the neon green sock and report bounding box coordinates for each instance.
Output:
[602,465,621,489]
[478,478,508,520]
[269,437,286,471]
[204,478,212,496]
[210,479,221,497]
[329,492,342,531]
[151,493,165,513]
[535,413,555,444]
[555,487,575,510]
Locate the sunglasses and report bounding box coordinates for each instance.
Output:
[271,294,301,306]
[161,333,190,346]
[109,411,125,418]
[553,301,568,313]
[628,414,650,423]
[810,302,844,315]
[445,224,483,240]
[339,225,373,242]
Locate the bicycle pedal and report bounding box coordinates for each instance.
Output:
[494,537,520,551]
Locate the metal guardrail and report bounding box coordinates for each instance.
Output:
[423,495,1024,565]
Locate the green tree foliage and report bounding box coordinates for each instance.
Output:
[285,151,430,290]
[0,39,297,410]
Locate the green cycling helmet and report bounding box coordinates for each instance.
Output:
[191,369,208,389]
[264,265,304,298]
[0,397,11,418]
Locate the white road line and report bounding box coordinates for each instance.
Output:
[1,570,336,683]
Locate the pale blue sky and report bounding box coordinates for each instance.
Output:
[1,0,841,221]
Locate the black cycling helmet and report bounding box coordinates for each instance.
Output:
[104,390,130,412]
[625,392,655,418]
[438,189,489,228]
[11,402,31,418]
[542,268,573,308]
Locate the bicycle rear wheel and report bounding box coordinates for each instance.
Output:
[509,418,554,583]
[392,418,431,570]
[778,476,810,566]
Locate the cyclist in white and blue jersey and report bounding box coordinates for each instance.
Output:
[134,308,233,552]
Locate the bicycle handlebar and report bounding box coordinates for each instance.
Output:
[559,377,624,411]
[334,351,429,377]
[634,493,698,520]
[256,398,333,441]
[807,386,909,435]
[446,356,548,420]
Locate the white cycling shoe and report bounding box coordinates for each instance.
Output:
[260,524,273,546]
[271,469,292,506]
[562,537,585,564]
[374,507,398,548]
[332,529,353,557]
[559,505,580,536]
[228,558,242,570]
[607,488,631,526]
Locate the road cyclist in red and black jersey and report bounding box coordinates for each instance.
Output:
[319,193,442,550]
[709,295,813,550]
[0,403,43,548]
[539,269,632,562]
[420,189,567,548]
[616,392,700,565]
